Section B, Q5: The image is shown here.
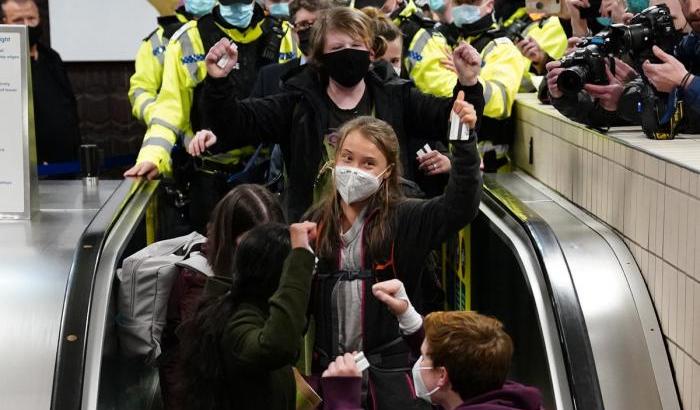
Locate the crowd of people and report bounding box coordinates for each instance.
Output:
[110,0,699,408]
[4,0,693,407]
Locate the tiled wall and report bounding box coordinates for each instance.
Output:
[512,94,700,409]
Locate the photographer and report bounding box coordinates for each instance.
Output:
[546,56,637,127]
[542,0,636,124]
[545,2,691,129]
[617,42,700,129]
[616,0,700,132]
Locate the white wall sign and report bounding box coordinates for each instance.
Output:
[0,25,37,219]
[50,1,159,62]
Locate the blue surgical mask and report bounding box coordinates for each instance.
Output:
[596,16,612,26]
[429,0,446,13]
[269,2,290,18]
[452,4,482,27]
[185,0,216,16]
[220,3,255,28]
[627,0,649,14]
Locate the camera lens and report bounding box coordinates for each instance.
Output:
[623,24,651,52]
[557,66,590,94]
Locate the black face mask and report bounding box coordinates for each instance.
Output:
[320,48,370,87]
[28,24,42,46]
[297,28,312,56]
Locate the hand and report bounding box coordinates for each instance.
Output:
[565,0,589,19]
[205,38,239,78]
[517,37,546,65]
[599,0,626,23]
[290,221,318,252]
[372,279,410,316]
[322,353,362,378]
[188,129,218,156]
[418,150,452,175]
[546,60,565,99]
[565,37,582,55]
[584,65,623,111]
[642,46,689,93]
[565,0,590,36]
[612,58,638,83]
[453,91,478,129]
[453,42,481,86]
[124,161,159,180]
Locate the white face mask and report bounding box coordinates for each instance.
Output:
[412,356,441,403]
[334,165,389,205]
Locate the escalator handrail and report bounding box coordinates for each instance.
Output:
[482,178,605,410]
[50,178,152,410]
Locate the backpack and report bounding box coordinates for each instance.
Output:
[116,231,206,364]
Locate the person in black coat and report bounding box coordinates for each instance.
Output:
[2,0,81,165]
[189,7,484,221]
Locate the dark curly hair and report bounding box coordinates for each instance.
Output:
[180,223,292,410]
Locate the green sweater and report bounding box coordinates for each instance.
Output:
[219,248,315,410]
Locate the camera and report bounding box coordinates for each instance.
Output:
[557,37,610,94]
[607,4,678,68]
[556,4,679,95]
[504,14,533,43]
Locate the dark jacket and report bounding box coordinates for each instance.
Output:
[202,64,484,221]
[551,91,631,129]
[250,58,302,98]
[320,326,544,410]
[309,135,483,410]
[32,43,81,164]
[320,379,543,410]
[220,248,316,410]
[456,382,544,410]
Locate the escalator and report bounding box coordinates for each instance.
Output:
[0,172,681,410]
[471,172,680,410]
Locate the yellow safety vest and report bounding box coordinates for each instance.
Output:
[278,20,301,63]
[407,24,527,120]
[128,13,190,125]
[136,18,267,174]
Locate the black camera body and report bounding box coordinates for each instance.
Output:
[557,37,610,94]
[504,14,533,43]
[607,4,678,68]
[556,4,679,95]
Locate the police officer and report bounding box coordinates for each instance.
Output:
[124,0,297,232]
[353,0,462,101]
[429,0,526,171]
[128,0,205,126]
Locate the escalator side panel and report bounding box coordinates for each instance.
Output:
[476,201,575,410]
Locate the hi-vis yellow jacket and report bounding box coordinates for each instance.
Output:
[407,23,527,121]
[135,16,297,174]
[128,12,190,125]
